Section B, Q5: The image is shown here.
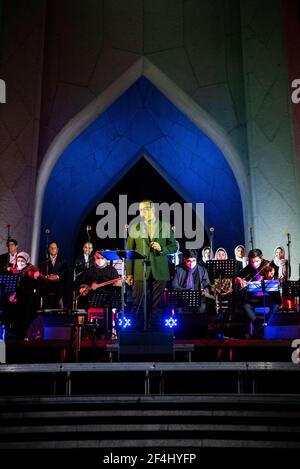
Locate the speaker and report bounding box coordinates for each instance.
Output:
[119,331,174,362]
[265,313,300,340]
[26,314,75,341]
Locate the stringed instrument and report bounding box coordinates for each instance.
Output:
[79,278,120,296]
[237,261,276,290]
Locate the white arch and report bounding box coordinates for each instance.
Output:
[31,57,252,262]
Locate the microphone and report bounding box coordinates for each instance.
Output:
[86,225,92,241]
[45,228,51,235]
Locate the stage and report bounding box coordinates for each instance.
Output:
[3,335,297,364]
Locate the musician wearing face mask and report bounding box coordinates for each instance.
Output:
[172,249,212,314]
[235,249,281,333]
[2,252,44,340]
[78,252,121,299]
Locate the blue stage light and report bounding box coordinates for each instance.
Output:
[118,317,132,329]
[164,316,178,329]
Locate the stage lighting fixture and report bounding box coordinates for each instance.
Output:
[164,316,178,329]
[118,316,132,329]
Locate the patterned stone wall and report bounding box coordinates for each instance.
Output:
[0,0,45,255]
[241,0,300,274]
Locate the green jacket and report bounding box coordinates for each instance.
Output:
[126,220,177,281]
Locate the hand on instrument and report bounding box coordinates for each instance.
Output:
[47,274,59,281]
[235,277,247,288]
[79,285,90,296]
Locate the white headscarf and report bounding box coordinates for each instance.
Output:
[234,245,248,268]
[17,251,30,264]
[202,246,213,263]
[214,247,228,260]
[273,245,287,279]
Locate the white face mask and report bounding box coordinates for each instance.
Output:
[17,261,26,270]
[95,257,106,267]
[185,258,197,269]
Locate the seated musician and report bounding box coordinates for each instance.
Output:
[270,245,288,282]
[235,249,281,332]
[77,251,121,308]
[2,252,44,340]
[172,249,212,313]
[234,244,248,274]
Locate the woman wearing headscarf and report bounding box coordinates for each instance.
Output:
[214,247,228,260]
[234,245,248,274]
[200,246,214,266]
[211,248,232,313]
[270,246,288,282]
[6,252,44,339]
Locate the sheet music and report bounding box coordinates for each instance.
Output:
[246,279,280,293]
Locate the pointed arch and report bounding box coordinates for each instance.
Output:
[31,57,251,262]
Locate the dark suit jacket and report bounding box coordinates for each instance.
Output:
[39,256,69,300]
[126,220,177,281]
[0,253,14,270]
[40,256,68,278]
[172,264,211,291]
[74,254,94,273]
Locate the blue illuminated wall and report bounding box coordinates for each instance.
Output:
[41,77,244,261]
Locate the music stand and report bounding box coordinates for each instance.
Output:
[206,260,236,282]
[99,250,146,320]
[0,273,20,292]
[87,290,121,337]
[246,279,281,337]
[164,290,202,308]
[206,260,235,316]
[0,273,20,310]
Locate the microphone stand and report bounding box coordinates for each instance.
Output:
[120,225,128,319]
[44,230,50,278]
[209,227,214,255]
[249,226,254,251]
[141,221,148,331]
[286,233,291,280]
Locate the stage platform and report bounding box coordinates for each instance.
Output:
[3,336,297,364]
[1,361,300,396]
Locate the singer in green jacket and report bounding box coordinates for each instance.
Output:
[126,200,177,330]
